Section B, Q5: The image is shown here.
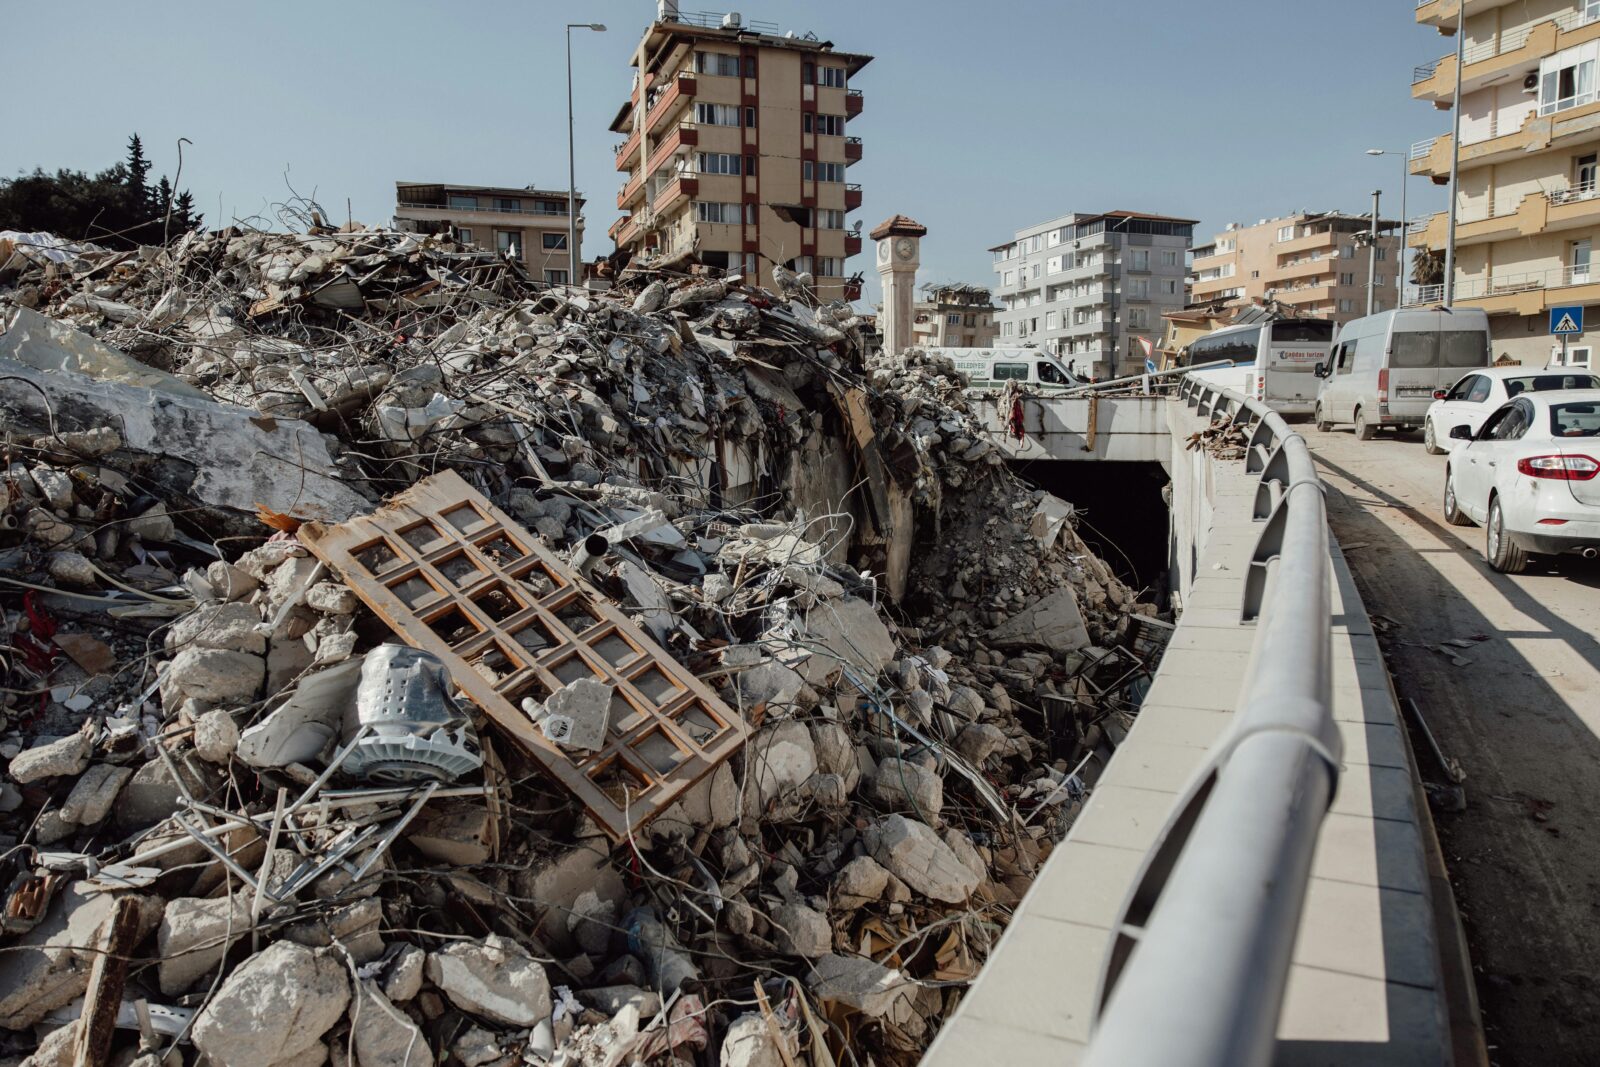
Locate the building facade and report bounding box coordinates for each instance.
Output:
[990,211,1194,379]
[1408,0,1600,367]
[907,284,1000,349]
[393,183,582,284]
[608,6,871,299]
[1190,212,1403,324]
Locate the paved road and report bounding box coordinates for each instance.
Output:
[1304,424,1600,1067]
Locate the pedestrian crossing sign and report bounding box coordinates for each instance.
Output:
[1550,306,1584,334]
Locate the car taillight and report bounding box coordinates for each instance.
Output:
[1255,374,1264,397]
[1432,389,1448,400]
[1377,368,1389,404]
[1516,454,1600,480]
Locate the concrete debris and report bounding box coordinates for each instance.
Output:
[0,222,1164,1067]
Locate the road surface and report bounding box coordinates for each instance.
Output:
[1304,424,1600,1067]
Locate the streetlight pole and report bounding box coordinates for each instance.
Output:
[566,22,607,288]
[1366,149,1408,307]
[1366,190,1382,316]
[1443,2,1465,303]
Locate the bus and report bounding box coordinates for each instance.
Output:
[1181,318,1335,415]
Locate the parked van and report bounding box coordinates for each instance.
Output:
[1313,307,1492,440]
[1182,318,1333,415]
[933,348,1085,392]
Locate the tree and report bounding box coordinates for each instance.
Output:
[172,190,202,232]
[0,134,200,247]
[125,133,152,212]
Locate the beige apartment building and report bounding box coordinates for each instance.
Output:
[1408,0,1600,367]
[608,7,871,299]
[393,183,582,284]
[1189,212,1403,324]
[908,284,1000,348]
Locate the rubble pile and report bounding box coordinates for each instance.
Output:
[0,225,1161,1067]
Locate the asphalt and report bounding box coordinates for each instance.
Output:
[1303,422,1600,1067]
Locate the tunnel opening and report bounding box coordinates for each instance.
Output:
[1009,459,1171,603]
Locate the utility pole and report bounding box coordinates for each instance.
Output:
[566,23,607,288]
[1366,190,1381,316]
[1443,2,1464,303]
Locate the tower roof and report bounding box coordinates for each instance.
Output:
[870,215,927,240]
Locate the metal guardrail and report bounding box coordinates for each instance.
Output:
[1412,58,1441,84]
[1082,376,1339,1067]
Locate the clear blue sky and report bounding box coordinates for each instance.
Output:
[5,0,1448,305]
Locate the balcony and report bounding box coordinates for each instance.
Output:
[1405,261,1600,314]
[617,171,644,211]
[645,122,699,176]
[614,127,641,171]
[845,234,863,256]
[643,72,697,136]
[1275,229,1340,256]
[1416,0,1518,30]
[845,136,863,164]
[1275,283,1337,307]
[1414,8,1600,104]
[846,89,864,117]
[399,199,572,220]
[651,175,697,214]
[1409,182,1600,251]
[845,183,862,210]
[1274,256,1339,282]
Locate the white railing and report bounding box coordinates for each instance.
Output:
[406,201,571,217]
[1404,262,1599,305]
[1549,182,1600,205]
[1409,136,1439,160]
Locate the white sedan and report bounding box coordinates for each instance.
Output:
[1424,366,1600,453]
[1442,389,1600,572]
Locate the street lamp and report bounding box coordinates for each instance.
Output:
[566,22,607,288]
[1367,148,1409,308]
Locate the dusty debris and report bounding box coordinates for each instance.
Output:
[0,220,1165,1067]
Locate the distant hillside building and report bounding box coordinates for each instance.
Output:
[393,182,583,285]
[906,284,999,349]
[1190,211,1401,324]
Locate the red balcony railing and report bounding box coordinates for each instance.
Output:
[845,184,862,211]
[616,171,644,210]
[845,89,864,117]
[845,234,862,256]
[645,122,699,177]
[844,137,862,164]
[652,175,698,214]
[614,127,641,171]
[644,72,698,136]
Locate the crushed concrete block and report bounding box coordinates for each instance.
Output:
[193,708,241,763]
[351,980,428,1067]
[165,601,267,655]
[720,1011,799,1067]
[166,646,265,704]
[987,587,1091,653]
[516,842,627,956]
[953,722,1007,765]
[381,944,426,1002]
[426,933,552,1026]
[772,902,832,958]
[190,941,350,1067]
[29,465,74,510]
[306,580,359,614]
[405,801,494,865]
[282,897,385,964]
[206,560,261,601]
[833,855,892,908]
[646,761,738,842]
[115,751,222,828]
[785,597,896,686]
[127,501,176,541]
[729,659,805,712]
[806,953,915,1023]
[46,551,96,587]
[7,728,92,784]
[808,720,861,795]
[945,684,986,721]
[156,894,253,995]
[568,888,617,956]
[862,757,942,820]
[537,676,611,752]
[0,885,162,1029]
[743,719,818,814]
[942,828,988,885]
[57,763,133,824]
[866,815,980,904]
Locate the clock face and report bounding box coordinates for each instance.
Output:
[894,237,916,261]
[877,240,891,264]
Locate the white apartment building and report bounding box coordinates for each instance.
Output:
[990,210,1195,379]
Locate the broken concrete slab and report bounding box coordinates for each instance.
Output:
[0,885,162,1029]
[986,587,1091,653]
[537,676,612,753]
[742,720,818,815]
[861,757,943,820]
[426,934,552,1027]
[190,940,350,1067]
[165,646,265,704]
[7,728,92,784]
[832,855,892,908]
[772,902,832,958]
[720,1011,800,1067]
[57,763,133,825]
[165,601,268,656]
[806,953,915,1024]
[866,815,980,904]
[351,980,429,1067]
[156,894,253,995]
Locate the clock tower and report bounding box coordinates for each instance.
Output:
[870,214,927,357]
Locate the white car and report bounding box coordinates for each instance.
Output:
[1423,366,1600,454]
[1442,389,1600,573]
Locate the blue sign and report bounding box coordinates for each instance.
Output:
[1144,358,1158,374]
[1550,305,1584,335]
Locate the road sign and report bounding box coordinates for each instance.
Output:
[1550,305,1584,334]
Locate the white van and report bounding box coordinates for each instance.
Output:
[933,348,1085,392]
[1183,318,1334,415]
[1313,307,1492,440]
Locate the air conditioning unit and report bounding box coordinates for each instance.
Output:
[1523,71,1539,93]
[723,11,742,28]
[659,0,679,20]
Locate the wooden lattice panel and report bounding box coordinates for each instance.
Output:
[299,470,748,840]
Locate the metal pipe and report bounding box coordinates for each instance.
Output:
[565,23,606,288]
[1366,189,1381,317]
[1397,153,1408,309]
[1084,381,1337,1067]
[1443,2,1465,303]
[1065,358,1239,395]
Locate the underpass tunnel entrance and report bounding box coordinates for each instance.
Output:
[1009,460,1171,603]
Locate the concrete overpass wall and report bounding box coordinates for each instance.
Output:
[968,394,1170,464]
[920,397,1461,1067]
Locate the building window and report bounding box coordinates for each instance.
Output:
[743,56,757,78]
[1338,298,1355,312]
[804,113,846,136]
[1163,279,1178,295]
[1128,307,1149,328]
[817,208,846,229]
[448,195,479,210]
[1339,272,1354,286]
[545,269,569,285]
[1031,264,1041,279]
[542,232,567,250]
[496,198,520,212]
[1130,249,1150,270]
[1539,43,1599,114]
[1277,225,1295,242]
[496,230,520,257]
[695,201,744,223]
[1029,235,1041,252]
[1161,250,1178,267]
[1340,245,1355,259]
[1375,274,1386,287]
[1045,311,1058,330]
[1573,237,1591,283]
[1002,321,1014,337]
[695,103,741,126]
[457,227,474,245]
[1003,270,1015,286]
[695,51,742,77]
[1128,278,1149,298]
[802,161,845,182]
[697,152,742,175]
[817,66,847,88]
[745,107,757,128]
[947,313,962,325]
[1578,152,1598,192]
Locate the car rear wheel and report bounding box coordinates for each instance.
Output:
[1423,418,1445,455]
[1443,468,1471,526]
[1486,496,1529,574]
[1354,406,1375,441]
[1314,403,1333,433]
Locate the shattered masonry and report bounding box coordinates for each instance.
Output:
[0,221,1160,1067]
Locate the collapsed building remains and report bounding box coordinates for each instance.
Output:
[0,223,1162,1067]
